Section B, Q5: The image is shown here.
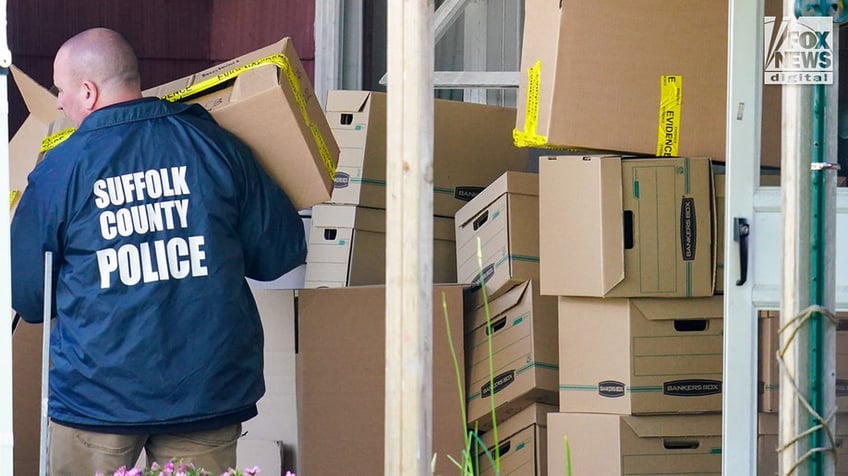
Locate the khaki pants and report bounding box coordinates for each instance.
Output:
[47,420,241,476]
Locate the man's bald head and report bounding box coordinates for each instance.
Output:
[53,28,143,126]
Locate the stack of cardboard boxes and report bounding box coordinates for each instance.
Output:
[453,171,558,474]
[511,0,763,474]
[303,90,529,288]
[539,155,724,474]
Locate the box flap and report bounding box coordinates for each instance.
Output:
[466,280,530,330]
[325,90,371,113]
[311,204,384,233]
[539,155,623,295]
[11,65,62,123]
[624,414,722,438]
[480,402,555,447]
[455,171,539,229]
[231,64,280,101]
[631,296,723,321]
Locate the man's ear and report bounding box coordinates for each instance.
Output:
[81,80,98,111]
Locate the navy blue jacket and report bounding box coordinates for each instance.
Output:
[11,97,306,431]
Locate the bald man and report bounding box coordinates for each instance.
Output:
[11,28,306,475]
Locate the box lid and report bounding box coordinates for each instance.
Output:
[12,66,63,123]
[539,155,623,295]
[623,414,722,438]
[325,90,372,113]
[480,402,556,447]
[310,204,455,240]
[311,204,384,233]
[466,280,528,332]
[630,296,724,321]
[455,171,539,229]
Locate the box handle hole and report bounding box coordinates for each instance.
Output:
[494,441,511,457]
[485,316,507,336]
[324,229,338,241]
[663,439,700,450]
[340,113,353,125]
[673,319,708,332]
[623,210,634,249]
[473,211,489,231]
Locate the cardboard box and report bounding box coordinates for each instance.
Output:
[296,285,466,476]
[547,412,722,475]
[466,280,558,430]
[759,311,848,413]
[243,290,298,447]
[12,319,44,476]
[324,90,529,217]
[144,37,340,210]
[515,0,780,168]
[558,296,724,414]
[303,204,457,287]
[476,403,556,476]
[539,155,715,298]
[757,412,848,474]
[236,439,288,475]
[8,66,66,217]
[455,171,539,310]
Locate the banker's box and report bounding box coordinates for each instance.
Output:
[759,310,848,413]
[303,204,457,288]
[539,155,715,298]
[476,403,556,476]
[515,0,780,169]
[324,90,529,217]
[144,37,340,210]
[547,413,722,475]
[466,280,558,431]
[455,171,540,310]
[558,295,724,414]
[296,285,465,476]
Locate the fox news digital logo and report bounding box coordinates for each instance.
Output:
[764,16,833,85]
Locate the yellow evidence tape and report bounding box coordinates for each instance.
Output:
[512,59,601,152]
[39,53,336,178]
[513,60,547,148]
[9,189,20,211]
[656,75,683,157]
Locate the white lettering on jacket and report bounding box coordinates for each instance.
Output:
[92,166,207,289]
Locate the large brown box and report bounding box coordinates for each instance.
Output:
[547,412,722,475]
[8,67,65,217]
[515,0,780,168]
[12,319,43,476]
[324,90,529,217]
[296,285,466,475]
[558,296,724,414]
[144,37,339,210]
[539,155,715,298]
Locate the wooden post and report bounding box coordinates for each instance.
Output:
[385,1,434,475]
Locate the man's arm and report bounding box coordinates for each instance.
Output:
[237,149,307,282]
[11,176,62,323]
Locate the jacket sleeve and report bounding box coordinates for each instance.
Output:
[236,147,307,281]
[11,164,64,323]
